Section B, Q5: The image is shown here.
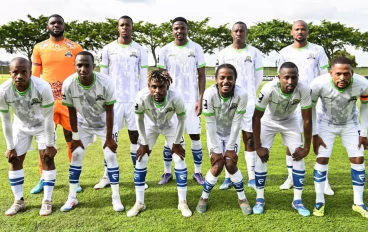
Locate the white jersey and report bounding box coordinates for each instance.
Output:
[157,40,206,103]
[311,73,368,127]
[256,80,312,121]
[217,44,263,102]
[202,85,247,153]
[62,72,116,129]
[135,88,186,131]
[278,42,329,85]
[100,40,148,103]
[0,77,54,127]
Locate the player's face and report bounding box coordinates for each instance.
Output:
[9,61,31,91]
[231,24,247,44]
[291,22,308,42]
[47,16,65,38]
[75,55,95,83]
[117,18,133,39]
[216,67,236,97]
[149,79,167,102]
[279,67,299,93]
[172,21,188,42]
[330,63,353,89]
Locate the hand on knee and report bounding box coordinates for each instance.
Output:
[210,154,225,174]
[136,154,149,169]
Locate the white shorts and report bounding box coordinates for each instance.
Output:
[114,102,136,131]
[242,104,255,132]
[78,124,118,149]
[206,132,241,155]
[317,121,364,158]
[260,117,302,153]
[13,124,51,156]
[139,125,177,150]
[184,102,201,135]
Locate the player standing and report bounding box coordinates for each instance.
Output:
[96,15,148,189]
[1,58,57,216]
[216,21,264,190]
[127,70,192,217]
[311,57,368,218]
[60,51,124,212]
[31,14,83,193]
[278,20,333,194]
[157,17,206,185]
[252,62,312,216]
[196,64,252,215]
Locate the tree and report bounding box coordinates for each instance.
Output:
[0,14,48,61]
[331,50,358,67]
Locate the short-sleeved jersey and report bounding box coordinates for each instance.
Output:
[202,85,248,137]
[310,73,368,126]
[217,44,263,101]
[0,77,54,127]
[62,72,116,129]
[256,81,312,121]
[157,40,206,103]
[100,40,148,103]
[278,42,329,86]
[135,88,186,130]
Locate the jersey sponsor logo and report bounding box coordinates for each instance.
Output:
[230,103,238,110]
[188,51,196,58]
[244,56,252,63]
[62,94,67,100]
[130,51,138,58]
[291,99,301,105]
[258,92,264,103]
[203,99,208,109]
[165,107,174,113]
[31,98,42,105]
[168,53,176,57]
[307,53,315,59]
[348,96,357,102]
[111,173,119,180]
[65,50,73,57]
[96,94,106,101]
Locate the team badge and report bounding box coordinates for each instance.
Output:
[188,51,196,58]
[230,103,238,110]
[245,56,252,63]
[130,51,138,58]
[307,53,315,59]
[95,94,105,101]
[203,99,208,109]
[31,98,42,105]
[165,107,174,113]
[65,50,73,57]
[348,96,357,102]
[62,94,66,100]
[291,99,301,105]
[135,103,138,110]
[258,92,264,103]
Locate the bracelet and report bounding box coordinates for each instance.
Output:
[72,132,80,140]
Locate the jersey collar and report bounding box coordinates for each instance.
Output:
[116,40,133,48]
[152,95,167,108]
[77,72,96,90]
[292,41,309,51]
[12,80,32,96]
[174,40,189,48]
[231,44,248,53]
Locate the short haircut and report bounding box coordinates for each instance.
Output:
[9,57,30,68]
[48,14,64,23]
[232,21,247,30]
[292,20,308,30]
[331,56,352,67]
[76,51,94,63]
[215,63,238,80]
[279,61,299,72]
[118,15,133,26]
[148,70,173,86]
[172,17,188,25]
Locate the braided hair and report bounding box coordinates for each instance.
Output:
[147,70,173,88]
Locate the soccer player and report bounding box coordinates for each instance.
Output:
[252,62,312,216]
[127,70,192,217]
[278,20,333,194]
[196,63,252,215]
[0,58,57,216]
[97,15,148,189]
[31,14,83,194]
[311,57,368,218]
[216,21,263,190]
[60,51,124,212]
[157,17,206,185]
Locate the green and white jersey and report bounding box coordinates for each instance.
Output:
[135,88,186,131]
[278,42,329,86]
[217,44,263,102]
[310,73,368,127]
[0,77,54,127]
[100,40,148,103]
[202,85,247,137]
[157,40,206,103]
[62,72,116,129]
[256,80,312,121]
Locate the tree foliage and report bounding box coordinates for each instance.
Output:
[331,50,358,67]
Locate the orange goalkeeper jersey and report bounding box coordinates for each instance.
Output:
[32,38,83,100]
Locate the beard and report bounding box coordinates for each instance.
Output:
[49,29,64,38]
[295,37,306,43]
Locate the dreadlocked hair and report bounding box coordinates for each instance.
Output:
[148,69,173,86]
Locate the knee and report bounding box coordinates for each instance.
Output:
[350,156,364,164]
[173,154,186,169]
[71,147,85,164]
[136,154,149,168]
[128,130,139,144]
[247,137,254,149]
[210,154,225,174]
[224,153,238,174]
[316,157,329,165]
[9,158,23,171]
[42,156,55,168]
[104,147,117,162]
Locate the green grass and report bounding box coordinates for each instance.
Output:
[0,77,367,231]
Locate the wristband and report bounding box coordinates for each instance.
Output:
[72,132,80,140]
